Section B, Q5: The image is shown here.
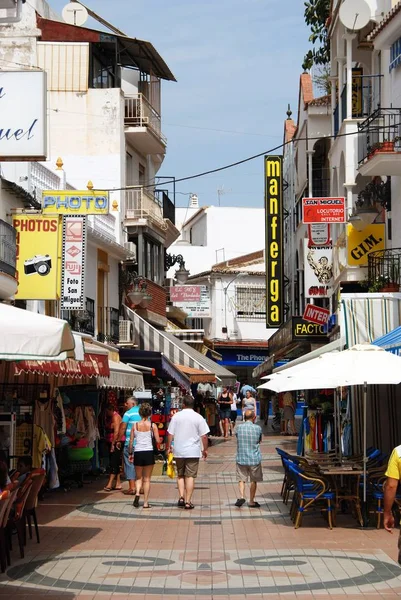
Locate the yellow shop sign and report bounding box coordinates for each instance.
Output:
[42,190,109,215]
[347,223,385,266]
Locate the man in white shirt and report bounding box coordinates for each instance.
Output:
[166,395,210,510]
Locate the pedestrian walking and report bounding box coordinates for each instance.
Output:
[218,387,232,438]
[166,395,209,510]
[384,444,401,562]
[282,391,296,436]
[116,396,141,495]
[235,409,263,508]
[104,404,123,491]
[128,402,160,509]
[242,390,256,419]
[230,391,239,436]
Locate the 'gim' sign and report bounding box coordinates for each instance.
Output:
[265,155,284,328]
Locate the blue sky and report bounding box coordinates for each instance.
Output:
[50,0,309,208]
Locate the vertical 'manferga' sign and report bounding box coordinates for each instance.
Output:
[265,155,284,328]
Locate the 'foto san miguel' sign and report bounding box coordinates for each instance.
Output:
[303,304,330,326]
[265,155,284,328]
[60,216,87,310]
[302,197,346,224]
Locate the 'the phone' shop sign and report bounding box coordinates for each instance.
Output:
[0,71,47,160]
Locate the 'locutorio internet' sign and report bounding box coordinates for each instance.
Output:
[0,71,47,160]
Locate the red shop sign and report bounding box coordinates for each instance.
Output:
[303,304,330,326]
[14,352,110,378]
[302,197,346,224]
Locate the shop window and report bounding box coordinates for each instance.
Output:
[235,286,266,321]
[143,237,162,283]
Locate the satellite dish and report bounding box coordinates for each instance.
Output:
[339,0,371,31]
[62,2,88,27]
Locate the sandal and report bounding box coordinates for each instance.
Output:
[143,504,152,509]
[114,486,123,491]
[184,502,194,510]
[249,502,261,508]
[133,495,140,508]
[177,497,185,508]
[235,498,246,507]
[103,487,113,492]
[123,489,135,495]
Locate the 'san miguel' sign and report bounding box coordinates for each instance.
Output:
[265,155,284,328]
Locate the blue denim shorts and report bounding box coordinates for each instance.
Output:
[123,445,136,481]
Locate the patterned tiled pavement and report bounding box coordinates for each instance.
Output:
[2,427,401,599]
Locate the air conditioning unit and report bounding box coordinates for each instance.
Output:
[119,320,133,343]
[124,241,136,260]
[0,0,23,23]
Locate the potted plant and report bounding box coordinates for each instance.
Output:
[382,263,401,292]
[378,140,395,152]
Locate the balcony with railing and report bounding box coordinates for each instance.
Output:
[0,219,17,300]
[368,248,401,293]
[98,307,120,344]
[333,74,382,137]
[358,108,401,177]
[155,189,175,225]
[125,187,166,231]
[124,93,167,154]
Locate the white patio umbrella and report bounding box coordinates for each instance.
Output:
[259,344,401,502]
[0,303,75,360]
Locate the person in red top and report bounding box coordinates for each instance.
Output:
[104,404,123,491]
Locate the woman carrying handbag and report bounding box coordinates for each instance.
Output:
[128,402,160,508]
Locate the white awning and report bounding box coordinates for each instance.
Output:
[98,360,144,390]
[272,337,346,373]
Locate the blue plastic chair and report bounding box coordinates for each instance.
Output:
[288,464,336,529]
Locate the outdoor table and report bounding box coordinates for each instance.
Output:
[320,467,364,526]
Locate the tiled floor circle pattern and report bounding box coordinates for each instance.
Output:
[5,550,401,596]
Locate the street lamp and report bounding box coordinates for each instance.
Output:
[222,272,247,337]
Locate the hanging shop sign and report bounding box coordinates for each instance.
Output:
[347,223,385,266]
[172,285,210,317]
[42,190,109,215]
[302,197,346,224]
[170,285,201,302]
[352,68,363,117]
[265,155,284,328]
[304,239,333,298]
[308,223,330,246]
[60,215,87,310]
[217,348,270,367]
[13,215,61,300]
[303,304,330,326]
[0,71,47,160]
[292,317,328,341]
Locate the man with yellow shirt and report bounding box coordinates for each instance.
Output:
[384,445,401,563]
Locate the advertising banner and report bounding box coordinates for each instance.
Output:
[304,239,333,298]
[303,304,330,326]
[265,155,284,328]
[172,285,210,317]
[292,316,328,341]
[60,216,87,310]
[302,197,346,224]
[170,285,201,302]
[42,191,109,215]
[308,223,330,246]
[13,215,60,300]
[347,223,385,266]
[0,71,47,160]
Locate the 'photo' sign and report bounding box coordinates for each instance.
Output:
[265,155,284,328]
[0,71,47,160]
[61,216,87,310]
[302,197,346,224]
[42,191,109,215]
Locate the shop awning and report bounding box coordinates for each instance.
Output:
[373,326,401,355]
[119,349,191,390]
[176,365,216,384]
[341,293,401,346]
[0,303,75,361]
[98,360,144,390]
[273,337,346,373]
[125,306,236,385]
[252,355,275,379]
[13,349,110,378]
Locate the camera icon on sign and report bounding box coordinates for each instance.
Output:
[24,255,52,277]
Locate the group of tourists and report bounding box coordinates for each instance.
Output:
[217,386,257,438]
[103,391,264,510]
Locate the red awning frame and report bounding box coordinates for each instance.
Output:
[13,352,110,379]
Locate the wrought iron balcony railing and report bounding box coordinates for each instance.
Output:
[368,248,401,292]
[334,74,382,137]
[358,108,401,164]
[0,220,16,278]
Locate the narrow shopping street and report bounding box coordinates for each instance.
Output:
[1,427,401,600]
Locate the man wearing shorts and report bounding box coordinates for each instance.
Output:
[235,409,263,508]
[384,444,401,562]
[116,396,141,495]
[166,395,209,510]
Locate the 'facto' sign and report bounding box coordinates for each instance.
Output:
[302,197,346,224]
[265,155,284,328]
[0,71,47,160]
[42,191,109,215]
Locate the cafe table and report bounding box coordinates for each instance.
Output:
[319,465,364,526]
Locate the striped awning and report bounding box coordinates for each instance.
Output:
[126,306,236,385]
[341,294,401,347]
[373,326,401,355]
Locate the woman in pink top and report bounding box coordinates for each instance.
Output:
[104,405,123,491]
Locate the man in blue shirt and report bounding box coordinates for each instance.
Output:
[117,396,141,495]
[235,409,263,508]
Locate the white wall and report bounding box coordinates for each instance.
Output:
[108,256,120,310]
[168,207,266,277]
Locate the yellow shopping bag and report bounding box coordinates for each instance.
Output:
[166,452,175,479]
